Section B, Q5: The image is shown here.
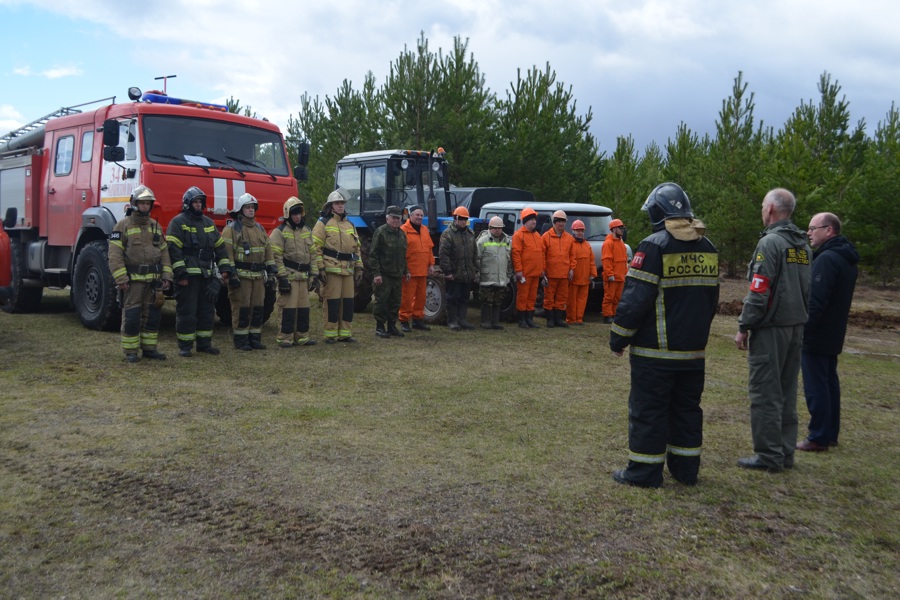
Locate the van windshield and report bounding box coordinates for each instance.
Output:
[142,115,289,177]
[566,214,612,240]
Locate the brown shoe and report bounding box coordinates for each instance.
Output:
[797,439,828,452]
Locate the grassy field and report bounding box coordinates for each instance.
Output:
[1,285,898,599]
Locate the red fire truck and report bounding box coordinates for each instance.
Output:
[0,86,306,329]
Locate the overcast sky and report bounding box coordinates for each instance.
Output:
[2,0,898,156]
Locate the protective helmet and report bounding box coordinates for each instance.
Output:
[322,188,350,214]
[552,210,567,221]
[571,219,586,230]
[129,185,155,216]
[283,196,304,220]
[452,206,469,219]
[232,193,258,218]
[520,207,537,222]
[182,186,207,215]
[489,216,504,228]
[609,218,624,229]
[642,182,693,229]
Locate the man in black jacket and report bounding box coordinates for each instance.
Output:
[797,212,859,452]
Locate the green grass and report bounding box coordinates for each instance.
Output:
[0,290,898,599]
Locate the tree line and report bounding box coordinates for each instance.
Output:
[238,33,898,283]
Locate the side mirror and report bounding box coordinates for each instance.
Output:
[296,140,310,166]
[293,165,308,182]
[102,119,120,147]
[103,146,125,162]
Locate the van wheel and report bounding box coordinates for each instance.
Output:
[423,274,446,325]
[73,240,120,330]
[499,281,517,322]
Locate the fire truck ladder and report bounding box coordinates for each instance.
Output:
[0,106,83,146]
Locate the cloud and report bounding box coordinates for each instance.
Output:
[0,104,26,133]
[12,64,82,79]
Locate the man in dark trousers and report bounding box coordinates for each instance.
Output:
[797,212,859,452]
[610,182,719,488]
[370,206,408,338]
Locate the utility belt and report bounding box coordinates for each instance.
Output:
[234,261,266,272]
[283,259,311,272]
[183,248,216,261]
[322,247,359,262]
[126,263,162,275]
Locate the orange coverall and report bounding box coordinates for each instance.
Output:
[511,226,545,312]
[542,229,576,311]
[567,239,598,324]
[399,219,435,323]
[601,234,629,318]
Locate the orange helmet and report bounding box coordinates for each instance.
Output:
[571,219,586,230]
[520,207,537,221]
[452,206,469,218]
[609,218,625,229]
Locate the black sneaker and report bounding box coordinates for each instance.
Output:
[400,321,412,333]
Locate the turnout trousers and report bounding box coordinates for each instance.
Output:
[120,281,162,355]
[623,355,705,486]
[322,274,355,340]
[228,278,266,335]
[174,278,216,350]
[276,280,312,345]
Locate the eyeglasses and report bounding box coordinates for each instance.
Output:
[807,225,830,232]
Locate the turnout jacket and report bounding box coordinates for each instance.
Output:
[222,217,276,280]
[610,219,719,368]
[166,212,230,279]
[439,223,477,282]
[542,229,576,278]
[475,230,513,286]
[738,219,811,332]
[369,223,408,278]
[108,213,173,285]
[312,213,363,276]
[572,238,598,285]
[511,227,545,277]
[400,220,434,277]
[803,235,859,355]
[270,221,317,282]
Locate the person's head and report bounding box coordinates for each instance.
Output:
[488,216,504,237]
[761,188,796,227]
[452,205,469,228]
[642,182,693,231]
[235,193,258,220]
[386,205,402,230]
[807,212,841,248]
[608,218,625,239]
[283,196,305,226]
[571,219,586,240]
[552,210,567,234]
[521,207,538,232]
[129,185,156,217]
[323,188,349,217]
[182,186,206,216]
[408,205,425,226]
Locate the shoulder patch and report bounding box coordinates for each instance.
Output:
[109,231,122,241]
[631,252,646,269]
[755,252,765,263]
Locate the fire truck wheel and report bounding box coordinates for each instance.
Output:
[73,240,120,331]
[423,274,447,325]
[1,238,43,314]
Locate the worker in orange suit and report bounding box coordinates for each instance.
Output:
[566,220,598,325]
[542,210,576,328]
[512,207,545,328]
[398,205,435,332]
[601,218,629,323]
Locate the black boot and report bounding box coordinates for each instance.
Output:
[178,342,193,357]
[458,305,476,330]
[546,309,556,328]
[491,305,504,330]
[234,334,252,351]
[249,332,266,350]
[412,319,431,331]
[196,342,221,355]
[518,310,529,328]
[376,322,390,338]
[142,348,167,360]
[555,309,569,328]
[447,304,460,331]
[480,305,492,329]
[387,321,405,337]
[526,311,540,328]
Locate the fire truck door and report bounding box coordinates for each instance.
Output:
[46,127,94,247]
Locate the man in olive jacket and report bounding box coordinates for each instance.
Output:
[370,206,408,338]
[439,206,477,331]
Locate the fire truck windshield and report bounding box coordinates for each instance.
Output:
[142,115,289,177]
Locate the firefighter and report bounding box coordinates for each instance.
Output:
[399,205,435,332]
[312,188,363,343]
[370,205,408,338]
[511,207,545,328]
[566,220,598,325]
[609,182,719,488]
[108,185,173,362]
[166,186,232,357]
[475,216,513,330]
[542,209,576,328]
[270,196,318,348]
[222,193,277,350]
[438,205,477,331]
[601,218,628,323]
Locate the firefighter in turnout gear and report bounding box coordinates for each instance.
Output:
[609,182,719,488]
[222,193,277,350]
[312,188,364,343]
[108,185,174,362]
[166,186,232,357]
[270,196,318,348]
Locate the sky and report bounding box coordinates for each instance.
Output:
[2,0,899,156]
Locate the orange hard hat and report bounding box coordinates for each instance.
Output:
[452,206,469,218]
[571,219,586,230]
[609,218,625,229]
[520,207,537,220]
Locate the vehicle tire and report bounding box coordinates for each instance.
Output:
[533,283,547,317]
[1,237,43,314]
[498,281,517,322]
[73,240,120,330]
[354,234,373,312]
[214,280,276,325]
[423,273,447,325]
